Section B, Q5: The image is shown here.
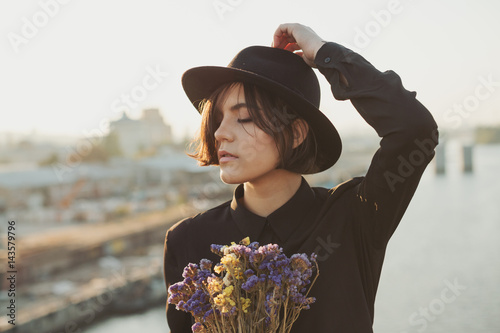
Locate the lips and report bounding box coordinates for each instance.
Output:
[218,149,238,163]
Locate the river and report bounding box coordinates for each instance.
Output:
[84,142,500,333]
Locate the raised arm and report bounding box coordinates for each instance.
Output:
[274,23,438,247]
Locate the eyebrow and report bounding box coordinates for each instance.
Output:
[229,103,248,112]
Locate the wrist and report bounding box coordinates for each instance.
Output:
[311,40,327,62]
[312,40,327,59]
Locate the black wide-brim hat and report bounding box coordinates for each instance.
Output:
[182,45,341,173]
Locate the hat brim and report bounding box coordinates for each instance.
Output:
[182,66,341,173]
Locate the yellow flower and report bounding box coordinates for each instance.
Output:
[234,269,244,280]
[214,286,236,313]
[223,285,234,296]
[221,253,238,267]
[240,237,250,246]
[214,294,225,306]
[240,297,251,313]
[214,264,225,274]
[207,277,223,294]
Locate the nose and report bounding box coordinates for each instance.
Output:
[214,117,233,143]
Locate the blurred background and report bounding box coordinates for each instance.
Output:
[0,0,499,332]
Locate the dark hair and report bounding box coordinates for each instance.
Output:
[187,81,319,174]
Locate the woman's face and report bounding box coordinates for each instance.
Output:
[214,84,280,185]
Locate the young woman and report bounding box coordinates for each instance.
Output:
[163,23,438,332]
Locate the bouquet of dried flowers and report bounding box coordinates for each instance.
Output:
[168,237,319,333]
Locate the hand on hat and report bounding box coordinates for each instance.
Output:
[272,23,326,68]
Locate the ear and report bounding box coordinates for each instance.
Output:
[292,119,309,149]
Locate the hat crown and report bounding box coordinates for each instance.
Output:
[227,46,320,108]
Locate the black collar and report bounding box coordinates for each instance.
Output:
[230,177,316,243]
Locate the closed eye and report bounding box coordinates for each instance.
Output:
[237,118,253,123]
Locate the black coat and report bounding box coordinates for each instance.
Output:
[164,42,438,332]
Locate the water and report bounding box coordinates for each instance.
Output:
[82,307,167,333]
[374,142,500,332]
[84,143,500,333]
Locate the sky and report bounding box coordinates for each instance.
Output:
[1,0,499,143]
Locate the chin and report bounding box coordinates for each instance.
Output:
[219,164,282,185]
[219,171,243,185]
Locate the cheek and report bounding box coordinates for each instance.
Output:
[255,131,278,155]
[257,131,275,145]
[235,138,257,162]
[251,136,279,166]
[239,131,277,160]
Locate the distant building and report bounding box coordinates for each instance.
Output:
[475,125,500,144]
[109,108,172,157]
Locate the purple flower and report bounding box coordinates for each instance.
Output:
[200,259,212,270]
[191,322,205,332]
[248,241,260,250]
[241,275,259,291]
[182,263,199,279]
[202,308,214,321]
[269,273,282,287]
[244,269,254,277]
[194,268,212,284]
[229,244,253,258]
[290,253,312,274]
[210,244,225,256]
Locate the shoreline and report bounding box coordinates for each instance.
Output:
[0,206,198,333]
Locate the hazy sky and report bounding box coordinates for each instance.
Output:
[1,0,499,142]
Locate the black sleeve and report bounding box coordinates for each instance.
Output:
[163,220,194,333]
[314,42,439,248]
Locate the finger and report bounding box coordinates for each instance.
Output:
[272,24,296,48]
[284,43,301,52]
[273,34,293,49]
[272,36,285,49]
[272,24,287,47]
[275,36,298,50]
[272,29,283,48]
